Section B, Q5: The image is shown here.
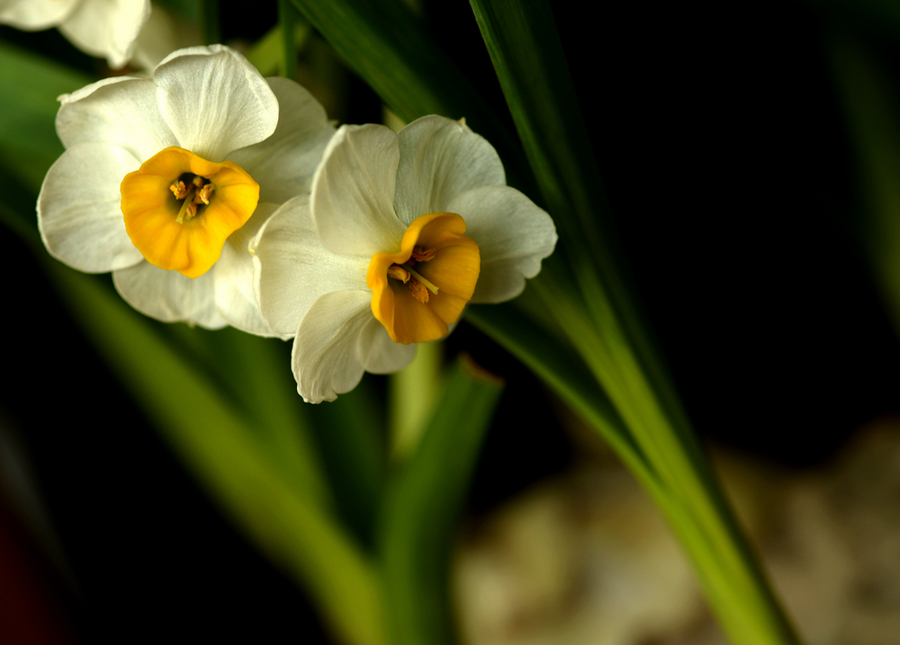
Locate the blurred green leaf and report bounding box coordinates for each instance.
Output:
[805,0,900,38]
[288,0,474,122]
[277,0,299,80]
[828,31,900,331]
[43,260,387,645]
[246,20,312,78]
[0,40,90,196]
[306,383,388,550]
[287,0,524,181]
[378,358,503,645]
[469,2,801,644]
[464,292,657,486]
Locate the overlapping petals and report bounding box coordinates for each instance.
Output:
[38,45,335,336]
[252,116,557,403]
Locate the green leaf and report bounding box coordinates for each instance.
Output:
[828,31,900,330]
[378,358,503,645]
[467,2,803,643]
[0,40,90,196]
[246,18,312,78]
[43,260,387,645]
[277,0,299,80]
[306,382,388,550]
[463,295,658,486]
[287,0,523,180]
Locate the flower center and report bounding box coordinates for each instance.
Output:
[367,212,480,345]
[120,146,259,279]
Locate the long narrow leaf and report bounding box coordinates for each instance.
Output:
[468,1,801,644]
[379,358,503,645]
[44,261,387,645]
[287,0,524,183]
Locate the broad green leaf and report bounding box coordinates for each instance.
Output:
[378,358,503,645]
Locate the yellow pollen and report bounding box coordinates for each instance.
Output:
[409,279,430,303]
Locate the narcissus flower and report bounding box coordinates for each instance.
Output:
[250,116,557,403]
[0,0,150,69]
[38,45,334,334]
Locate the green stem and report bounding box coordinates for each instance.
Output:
[277,0,299,79]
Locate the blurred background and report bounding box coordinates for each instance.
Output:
[3,0,900,642]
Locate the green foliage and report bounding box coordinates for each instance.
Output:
[379,359,503,645]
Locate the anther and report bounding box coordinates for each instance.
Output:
[409,279,430,303]
[170,180,190,200]
[196,183,215,205]
[387,265,410,283]
[411,246,437,263]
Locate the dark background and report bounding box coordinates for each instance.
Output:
[3,0,900,642]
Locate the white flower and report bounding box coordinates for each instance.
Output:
[0,0,151,69]
[37,45,335,335]
[250,116,557,403]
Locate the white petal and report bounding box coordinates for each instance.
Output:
[228,77,334,204]
[154,45,279,161]
[0,0,78,30]
[58,0,150,69]
[357,317,416,374]
[312,124,405,257]
[113,261,227,329]
[214,203,285,338]
[250,195,368,337]
[56,75,176,163]
[38,142,143,273]
[291,290,376,403]
[446,185,557,303]
[394,115,506,225]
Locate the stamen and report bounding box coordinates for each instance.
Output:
[409,279,430,303]
[405,265,439,295]
[121,146,259,278]
[196,183,215,205]
[170,180,190,200]
[387,265,410,283]
[411,246,437,263]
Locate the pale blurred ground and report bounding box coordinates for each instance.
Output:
[453,418,900,645]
